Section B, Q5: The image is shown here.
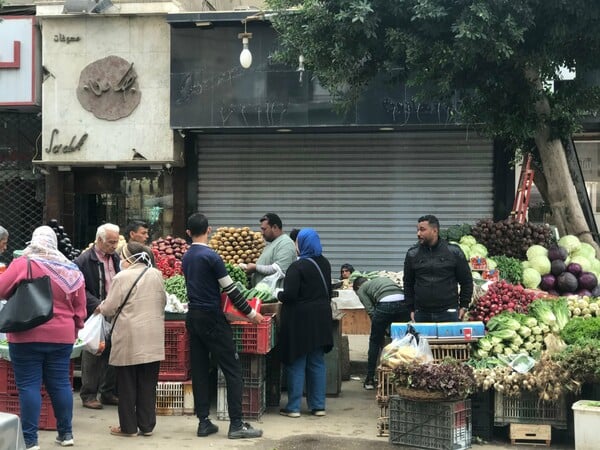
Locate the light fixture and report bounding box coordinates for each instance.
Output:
[238,19,253,69]
[57,165,71,172]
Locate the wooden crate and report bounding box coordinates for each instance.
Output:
[509,423,551,446]
[430,342,471,362]
[340,309,370,335]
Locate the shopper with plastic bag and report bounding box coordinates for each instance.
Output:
[78,314,111,355]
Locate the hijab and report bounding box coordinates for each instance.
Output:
[297,228,322,259]
[22,225,84,294]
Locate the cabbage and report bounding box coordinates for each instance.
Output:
[529,255,551,275]
[486,259,497,270]
[470,243,488,258]
[526,245,548,261]
[578,272,598,291]
[591,258,600,273]
[523,267,542,289]
[572,242,596,260]
[459,235,477,247]
[551,259,566,276]
[558,235,581,254]
[570,255,593,273]
[557,271,579,293]
[458,244,471,259]
[547,245,568,261]
[522,261,531,270]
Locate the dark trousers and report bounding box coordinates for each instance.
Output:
[79,342,117,402]
[368,302,411,379]
[186,310,243,422]
[116,362,160,434]
[414,309,459,323]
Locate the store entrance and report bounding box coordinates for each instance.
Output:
[72,168,173,249]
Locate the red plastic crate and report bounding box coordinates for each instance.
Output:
[0,359,74,395]
[159,321,191,381]
[230,316,273,355]
[0,393,57,430]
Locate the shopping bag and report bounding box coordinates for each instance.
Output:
[0,259,53,333]
[78,314,111,355]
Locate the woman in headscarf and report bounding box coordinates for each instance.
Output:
[97,241,165,438]
[0,225,87,449]
[276,228,333,418]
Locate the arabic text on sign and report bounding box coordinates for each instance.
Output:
[44,129,88,154]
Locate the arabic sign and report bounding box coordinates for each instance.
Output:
[53,33,80,44]
[76,55,141,121]
[0,16,40,106]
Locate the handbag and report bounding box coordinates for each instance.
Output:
[107,266,149,338]
[0,258,54,333]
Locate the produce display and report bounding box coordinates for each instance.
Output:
[208,226,265,265]
[492,255,523,285]
[151,236,189,260]
[471,218,553,260]
[468,280,545,323]
[226,262,249,288]
[47,219,81,260]
[164,274,187,302]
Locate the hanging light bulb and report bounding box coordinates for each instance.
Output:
[240,36,252,69]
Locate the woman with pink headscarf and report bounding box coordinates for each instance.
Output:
[0,225,87,449]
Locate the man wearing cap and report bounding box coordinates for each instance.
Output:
[353,276,410,390]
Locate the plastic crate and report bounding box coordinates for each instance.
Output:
[216,381,266,421]
[155,381,185,416]
[159,321,191,381]
[388,396,471,450]
[230,316,274,355]
[0,359,74,395]
[494,390,567,428]
[265,350,281,407]
[376,367,394,406]
[470,390,494,440]
[217,354,266,386]
[430,343,472,362]
[0,393,57,430]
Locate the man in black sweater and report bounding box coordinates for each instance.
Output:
[403,215,473,322]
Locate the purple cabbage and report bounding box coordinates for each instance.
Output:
[557,271,579,294]
[548,245,568,261]
[540,274,557,291]
[551,259,566,277]
[567,263,583,278]
[578,272,598,291]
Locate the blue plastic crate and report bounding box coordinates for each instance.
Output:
[390,322,437,339]
[437,322,485,339]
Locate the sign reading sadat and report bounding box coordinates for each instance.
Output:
[76,55,141,121]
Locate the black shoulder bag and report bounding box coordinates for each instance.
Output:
[0,258,54,333]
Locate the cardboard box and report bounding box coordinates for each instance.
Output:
[390,322,437,339]
[437,322,485,339]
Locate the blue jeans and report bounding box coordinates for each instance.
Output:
[368,302,411,379]
[285,347,326,412]
[414,309,459,322]
[9,342,73,447]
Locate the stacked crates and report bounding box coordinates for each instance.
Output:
[388,396,472,449]
[0,359,74,430]
[156,320,192,415]
[216,316,275,421]
[376,368,394,436]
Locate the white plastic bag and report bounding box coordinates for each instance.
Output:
[256,265,286,293]
[78,314,111,355]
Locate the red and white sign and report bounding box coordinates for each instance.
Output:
[0,16,40,107]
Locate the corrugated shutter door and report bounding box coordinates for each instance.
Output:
[195,131,493,271]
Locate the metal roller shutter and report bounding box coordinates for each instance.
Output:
[195,131,493,272]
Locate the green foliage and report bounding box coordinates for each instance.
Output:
[493,255,523,285]
[266,0,600,149]
[439,223,472,242]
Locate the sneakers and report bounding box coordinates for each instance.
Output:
[56,432,74,446]
[279,408,301,418]
[311,409,326,416]
[228,422,263,439]
[25,445,40,450]
[363,378,376,390]
[197,419,218,437]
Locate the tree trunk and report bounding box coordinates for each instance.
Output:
[525,67,600,254]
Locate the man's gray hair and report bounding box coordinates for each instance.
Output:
[96,223,119,242]
[0,226,8,241]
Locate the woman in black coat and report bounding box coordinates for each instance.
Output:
[277,228,333,418]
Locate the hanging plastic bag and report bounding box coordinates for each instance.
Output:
[255,265,286,295]
[78,314,110,355]
[379,326,433,369]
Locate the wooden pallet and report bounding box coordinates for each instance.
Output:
[509,423,551,446]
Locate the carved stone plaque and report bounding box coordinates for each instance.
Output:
[76,55,141,121]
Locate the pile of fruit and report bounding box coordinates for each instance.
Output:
[151,236,189,260]
[47,219,81,260]
[208,227,265,265]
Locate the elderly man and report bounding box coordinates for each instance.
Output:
[74,223,121,409]
[242,213,296,288]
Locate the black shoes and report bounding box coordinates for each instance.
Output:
[197,419,218,437]
[228,422,263,439]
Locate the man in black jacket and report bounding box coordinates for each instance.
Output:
[403,215,473,322]
[75,223,121,409]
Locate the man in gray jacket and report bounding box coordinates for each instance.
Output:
[353,276,410,390]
